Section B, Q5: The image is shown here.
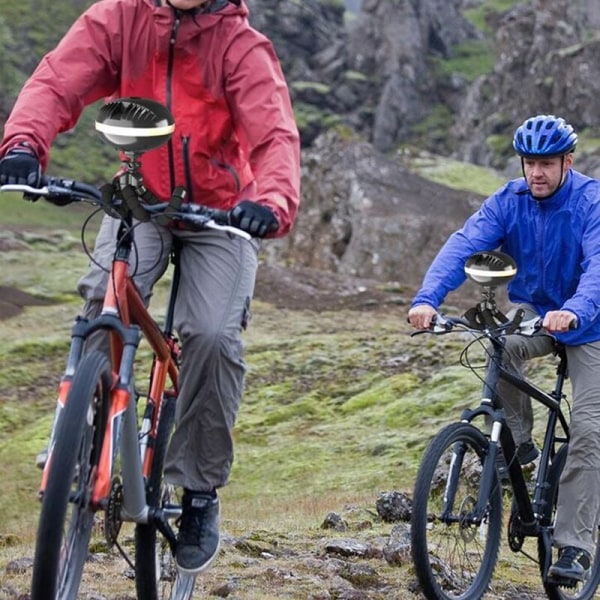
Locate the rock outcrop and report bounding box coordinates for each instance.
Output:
[248,0,477,152]
[453,0,600,173]
[263,131,482,286]
[250,0,600,172]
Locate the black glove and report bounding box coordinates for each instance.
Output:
[229,200,279,237]
[0,147,42,187]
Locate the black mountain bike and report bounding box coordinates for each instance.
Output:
[410,250,600,600]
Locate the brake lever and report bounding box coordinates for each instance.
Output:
[408,314,454,336]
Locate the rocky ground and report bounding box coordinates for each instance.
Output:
[0,266,552,600]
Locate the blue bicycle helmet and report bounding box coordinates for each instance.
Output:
[512,115,577,157]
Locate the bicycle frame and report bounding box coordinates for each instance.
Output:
[40,214,180,526]
[453,326,570,559]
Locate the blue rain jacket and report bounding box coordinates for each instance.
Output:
[411,169,600,345]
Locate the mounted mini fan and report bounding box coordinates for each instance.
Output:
[95,97,174,153]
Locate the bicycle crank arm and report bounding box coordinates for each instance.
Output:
[149,507,178,555]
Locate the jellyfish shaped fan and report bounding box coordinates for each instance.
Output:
[95,97,175,154]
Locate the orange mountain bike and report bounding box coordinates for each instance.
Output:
[0,98,250,600]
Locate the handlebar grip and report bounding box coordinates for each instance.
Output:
[183,203,230,225]
[207,207,230,225]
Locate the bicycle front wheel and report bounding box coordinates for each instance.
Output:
[411,422,503,600]
[30,351,112,600]
[539,444,600,600]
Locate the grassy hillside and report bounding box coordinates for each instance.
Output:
[0,190,563,598]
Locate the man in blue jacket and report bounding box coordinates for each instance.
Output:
[408,115,600,583]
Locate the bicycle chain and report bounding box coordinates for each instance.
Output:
[105,477,124,546]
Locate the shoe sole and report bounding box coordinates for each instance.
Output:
[548,567,590,585]
[518,448,539,465]
[176,539,221,576]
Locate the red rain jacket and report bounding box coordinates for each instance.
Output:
[0,0,300,236]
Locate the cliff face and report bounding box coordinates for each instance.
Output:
[249,0,478,152]
[249,0,600,283]
[346,0,479,153]
[250,0,600,169]
[263,131,483,287]
[454,0,600,175]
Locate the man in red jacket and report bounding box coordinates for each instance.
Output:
[0,0,300,575]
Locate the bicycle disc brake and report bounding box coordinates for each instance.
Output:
[458,496,479,543]
[105,477,124,546]
[508,501,524,551]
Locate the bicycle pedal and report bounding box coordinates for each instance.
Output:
[546,574,579,588]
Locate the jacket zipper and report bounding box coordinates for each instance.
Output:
[538,203,547,292]
[181,136,242,203]
[165,9,241,203]
[182,135,194,203]
[166,11,182,188]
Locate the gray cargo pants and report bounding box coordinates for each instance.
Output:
[497,304,600,554]
[78,214,259,492]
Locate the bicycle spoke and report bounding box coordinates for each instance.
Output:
[135,393,179,600]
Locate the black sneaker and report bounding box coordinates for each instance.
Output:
[516,439,539,465]
[496,440,539,482]
[176,490,220,574]
[548,546,591,583]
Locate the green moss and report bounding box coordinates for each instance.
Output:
[412,105,453,136]
[340,373,420,413]
[292,81,332,95]
[431,39,495,82]
[575,132,600,154]
[399,149,505,196]
[464,0,533,34]
[293,101,341,131]
[0,417,53,530]
[344,70,369,82]
[486,133,514,157]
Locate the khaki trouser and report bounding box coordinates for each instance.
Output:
[78,214,259,492]
[496,304,600,553]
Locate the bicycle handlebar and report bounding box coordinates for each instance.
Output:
[427,314,541,336]
[0,178,252,240]
[425,312,577,337]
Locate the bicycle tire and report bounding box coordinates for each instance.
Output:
[539,444,600,600]
[411,421,503,600]
[135,393,178,600]
[30,351,112,600]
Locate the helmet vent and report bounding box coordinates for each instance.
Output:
[537,135,547,150]
[513,114,577,157]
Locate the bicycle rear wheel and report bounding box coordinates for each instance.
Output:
[30,351,112,600]
[135,393,178,600]
[539,444,600,600]
[411,421,503,600]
